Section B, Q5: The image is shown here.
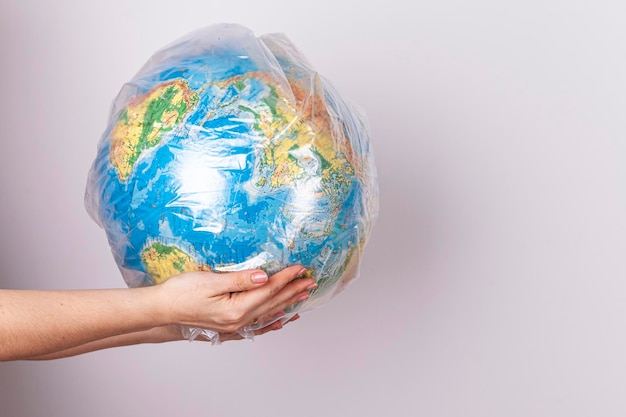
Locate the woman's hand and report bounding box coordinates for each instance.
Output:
[157,265,315,333]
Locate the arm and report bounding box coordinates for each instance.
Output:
[26,326,185,360]
[28,314,301,360]
[0,266,314,361]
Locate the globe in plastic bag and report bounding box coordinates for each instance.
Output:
[85,23,378,343]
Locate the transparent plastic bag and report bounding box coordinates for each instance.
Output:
[85,23,378,343]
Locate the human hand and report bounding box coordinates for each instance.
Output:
[137,312,300,345]
[156,265,315,334]
[212,313,301,342]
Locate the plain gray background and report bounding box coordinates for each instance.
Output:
[1,0,625,416]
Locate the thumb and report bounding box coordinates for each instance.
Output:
[211,269,269,293]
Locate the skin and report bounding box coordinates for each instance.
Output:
[0,265,315,361]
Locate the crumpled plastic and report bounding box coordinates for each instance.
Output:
[85,23,378,344]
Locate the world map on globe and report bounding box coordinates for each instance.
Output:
[85,24,378,339]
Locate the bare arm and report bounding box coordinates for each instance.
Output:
[0,286,166,360]
[28,314,301,360]
[26,326,185,360]
[0,266,314,361]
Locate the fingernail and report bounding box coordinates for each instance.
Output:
[274,310,286,318]
[297,293,309,302]
[251,271,268,283]
[305,283,317,291]
[297,267,307,276]
[289,314,301,323]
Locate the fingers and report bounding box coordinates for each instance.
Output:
[234,265,315,317]
[243,265,311,303]
[218,314,301,342]
[161,265,313,333]
[254,313,301,336]
[208,269,270,294]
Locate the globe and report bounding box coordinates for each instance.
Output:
[85,23,378,341]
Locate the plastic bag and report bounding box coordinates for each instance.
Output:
[85,23,378,343]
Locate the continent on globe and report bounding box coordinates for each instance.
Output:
[85,23,378,342]
[110,80,198,181]
[141,242,210,284]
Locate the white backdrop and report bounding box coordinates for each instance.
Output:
[1,1,625,416]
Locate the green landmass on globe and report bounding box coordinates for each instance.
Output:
[85,23,378,340]
[110,79,199,181]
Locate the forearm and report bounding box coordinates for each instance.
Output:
[0,287,168,361]
[27,326,184,360]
